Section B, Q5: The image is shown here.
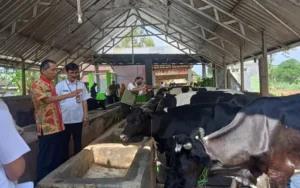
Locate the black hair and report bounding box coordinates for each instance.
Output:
[40,59,56,74]
[65,63,79,72]
[181,86,189,93]
[135,77,143,81]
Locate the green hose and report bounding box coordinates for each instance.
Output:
[197,168,208,187]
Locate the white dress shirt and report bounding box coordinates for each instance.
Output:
[0,107,31,188]
[127,82,143,96]
[175,91,197,106]
[56,80,89,124]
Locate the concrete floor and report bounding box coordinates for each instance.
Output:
[155,184,231,188]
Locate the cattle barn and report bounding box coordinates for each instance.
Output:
[1,0,300,188]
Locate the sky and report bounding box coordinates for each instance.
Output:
[108,26,300,75]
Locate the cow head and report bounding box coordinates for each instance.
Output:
[156,93,177,111]
[156,87,169,98]
[120,94,177,142]
[164,128,212,188]
[120,107,152,141]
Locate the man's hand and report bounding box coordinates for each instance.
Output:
[83,116,89,126]
[68,89,82,98]
[141,84,147,90]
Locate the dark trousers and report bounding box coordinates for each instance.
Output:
[36,131,65,183]
[112,94,119,103]
[63,122,83,160]
[121,103,132,118]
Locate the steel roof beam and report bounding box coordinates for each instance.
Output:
[0,0,61,54]
[25,10,129,70]
[136,21,218,66]
[71,21,138,74]
[252,0,300,39]
[97,10,222,66]
[134,9,219,64]
[56,10,133,67]
[142,0,240,61]
[136,9,225,65]
[25,1,131,70]
[170,0,262,48]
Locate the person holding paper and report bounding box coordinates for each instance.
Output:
[0,100,32,188]
[31,59,81,183]
[56,63,89,161]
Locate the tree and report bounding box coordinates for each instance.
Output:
[115,27,155,49]
[273,58,300,84]
[192,71,201,83]
[0,68,67,96]
[207,66,213,77]
[0,68,16,96]
[4,70,40,95]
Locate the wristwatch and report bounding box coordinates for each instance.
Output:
[84,116,89,120]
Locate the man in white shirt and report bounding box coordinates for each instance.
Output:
[120,77,147,118]
[56,63,89,160]
[175,86,197,106]
[0,98,24,135]
[0,100,32,188]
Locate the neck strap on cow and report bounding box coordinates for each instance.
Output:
[151,119,171,171]
[155,99,163,111]
[197,168,208,186]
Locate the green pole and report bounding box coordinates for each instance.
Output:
[88,73,93,92]
[106,72,111,88]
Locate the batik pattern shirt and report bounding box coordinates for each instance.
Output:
[31,77,64,136]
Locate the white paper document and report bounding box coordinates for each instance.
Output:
[14,182,34,188]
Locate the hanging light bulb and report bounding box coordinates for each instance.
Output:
[77,12,83,24]
[76,0,83,24]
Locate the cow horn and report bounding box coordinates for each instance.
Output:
[199,128,205,139]
[142,108,152,113]
[183,142,192,150]
[175,143,182,153]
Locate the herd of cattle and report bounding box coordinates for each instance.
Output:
[119,87,300,188]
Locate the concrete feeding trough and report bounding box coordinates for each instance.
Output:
[37,120,156,188]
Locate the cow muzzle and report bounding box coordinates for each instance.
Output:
[119,134,128,142]
[175,142,193,152]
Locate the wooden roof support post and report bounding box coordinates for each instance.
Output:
[227,69,232,89]
[240,45,244,91]
[145,59,153,86]
[188,68,192,84]
[259,30,269,96]
[223,56,227,89]
[21,58,26,96]
[131,26,134,64]
[213,63,217,87]
[95,63,101,92]
[202,64,206,78]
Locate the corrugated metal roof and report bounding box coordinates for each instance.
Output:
[0,0,300,70]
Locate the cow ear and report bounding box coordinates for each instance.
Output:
[190,127,205,140]
[142,108,152,113]
[201,154,212,169]
[183,142,192,150]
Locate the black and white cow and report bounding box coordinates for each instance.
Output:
[87,98,106,111]
[171,94,300,188]
[121,103,242,172]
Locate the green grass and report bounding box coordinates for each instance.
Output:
[270,82,300,90]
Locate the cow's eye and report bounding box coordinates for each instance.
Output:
[135,120,140,124]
